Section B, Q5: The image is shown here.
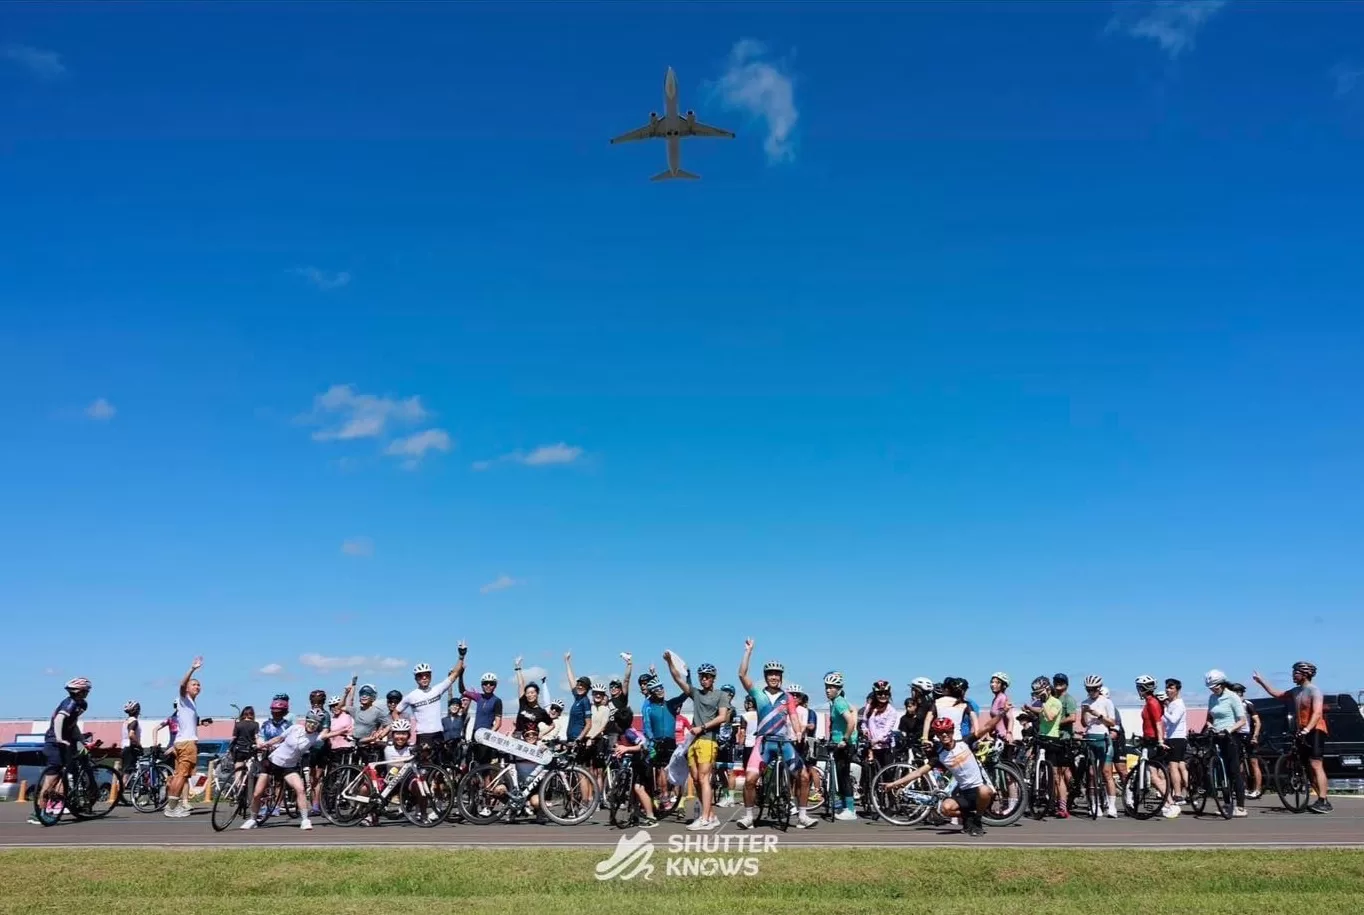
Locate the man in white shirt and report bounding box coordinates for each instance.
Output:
[165,657,204,818]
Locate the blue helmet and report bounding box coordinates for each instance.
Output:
[697,663,717,676]
[358,683,377,699]
[720,683,736,695]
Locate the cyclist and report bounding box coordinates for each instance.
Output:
[736,640,816,830]
[610,706,658,827]
[1133,675,1177,819]
[120,700,142,780]
[1050,673,1080,812]
[32,677,92,824]
[1161,679,1188,807]
[399,657,464,760]
[609,652,634,712]
[664,654,731,829]
[544,699,568,741]
[715,683,739,807]
[1079,675,1119,818]
[358,717,417,827]
[384,690,407,736]
[861,680,899,783]
[641,675,685,809]
[1253,662,1331,814]
[563,656,594,768]
[581,681,613,783]
[227,706,259,788]
[901,678,934,748]
[165,656,204,819]
[1102,686,1129,783]
[512,660,553,739]
[459,665,504,767]
[1228,683,1263,799]
[824,672,858,821]
[884,708,1010,837]
[1203,669,1248,818]
[988,673,1013,747]
[241,708,325,830]
[349,684,390,758]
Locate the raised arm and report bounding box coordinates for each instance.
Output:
[180,656,203,696]
[737,639,755,694]
[663,651,692,697]
[564,652,577,690]
[1251,671,1286,700]
[620,653,633,702]
[342,675,357,709]
[514,657,525,695]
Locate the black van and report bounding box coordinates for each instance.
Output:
[1249,693,1364,781]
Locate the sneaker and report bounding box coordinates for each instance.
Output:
[1247,789,1263,800]
[426,810,439,823]
[1310,799,1334,814]
[27,815,42,826]
[239,819,257,830]
[702,815,721,830]
[299,817,313,831]
[638,816,658,828]
[796,813,817,829]
[1056,804,1070,819]
[735,812,755,829]
[1162,804,1180,819]
[835,808,859,822]
[1232,807,1248,818]
[162,802,179,818]
[685,816,708,830]
[716,795,736,808]
[1105,802,1118,819]
[173,805,193,818]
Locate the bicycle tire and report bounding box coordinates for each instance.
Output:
[210,773,244,832]
[68,763,120,820]
[773,764,792,832]
[607,765,632,828]
[320,765,368,827]
[401,764,454,828]
[32,780,63,827]
[1273,752,1311,812]
[1209,755,1231,819]
[540,765,600,826]
[1028,758,1054,820]
[1123,759,1169,820]
[868,762,925,826]
[456,765,508,825]
[131,765,170,813]
[981,762,1027,827]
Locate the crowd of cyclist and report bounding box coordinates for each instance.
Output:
[32,644,1336,834]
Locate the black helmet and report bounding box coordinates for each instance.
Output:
[386,689,403,704]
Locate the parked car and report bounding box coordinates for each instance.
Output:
[1249,693,1364,781]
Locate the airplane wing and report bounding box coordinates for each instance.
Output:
[685,120,735,139]
[609,122,658,144]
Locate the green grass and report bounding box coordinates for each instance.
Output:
[2,849,1363,914]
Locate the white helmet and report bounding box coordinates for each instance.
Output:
[480,672,498,684]
[413,662,432,675]
[1204,669,1227,688]
[123,699,140,713]
[1083,674,1103,689]
[1099,686,1110,698]
[824,671,844,688]
[590,680,607,694]
[389,718,412,733]
[1135,674,1156,691]
[991,672,1011,688]
[787,683,805,697]
[911,677,934,693]
[328,694,345,707]
[762,660,785,674]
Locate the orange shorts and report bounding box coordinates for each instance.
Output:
[172,741,198,779]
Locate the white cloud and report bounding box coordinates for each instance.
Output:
[3,44,66,80]
[1332,62,1364,99]
[258,663,285,676]
[1106,0,1228,59]
[300,384,429,442]
[340,537,374,558]
[42,667,61,676]
[385,428,452,469]
[84,398,116,421]
[480,574,520,594]
[472,442,583,471]
[292,266,351,290]
[299,653,408,674]
[714,39,799,164]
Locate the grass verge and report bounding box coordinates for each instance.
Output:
[2,848,1363,914]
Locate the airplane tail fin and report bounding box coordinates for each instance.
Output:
[650,169,700,182]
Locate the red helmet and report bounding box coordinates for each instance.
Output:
[929,717,956,735]
[269,699,289,713]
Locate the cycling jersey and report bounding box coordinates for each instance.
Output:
[399,675,456,735]
[566,694,591,740]
[643,695,687,742]
[934,741,985,790]
[1140,695,1163,740]
[1207,691,1245,733]
[750,687,796,739]
[1057,693,1080,738]
[861,703,898,746]
[45,697,85,744]
[260,717,290,743]
[1289,684,1329,734]
[268,725,313,769]
[328,711,354,750]
[121,716,140,749]
[828,695,854,744]
[1081,695,1116,737]
[990,692,1011,740]
[1033,696,1063,738]
[231,719,260,756]
[462,690,503,732]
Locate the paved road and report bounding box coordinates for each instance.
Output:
[1,797,1359,849]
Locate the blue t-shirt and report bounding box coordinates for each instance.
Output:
[643,695,687,742]
[463,691,503,731]
[260,718,290,742]
[567,694,592,740]
[45,697,85,744]
[1207,691,1246,733]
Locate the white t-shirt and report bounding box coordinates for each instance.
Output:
[175,695,199,744]
[1081,696,1116,737]
[268,724,313,769]
[742,711,758,748]
[1162,697,1188,739]
[398,675,455,736]
[585,703,611,739]
[934,697,968,739]
[121,716,141,748]
[936,742,985,790]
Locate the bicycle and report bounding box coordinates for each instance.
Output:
[1272,735,1316,813]
[456,742,599,826]
[605,752,647,828]
[753,737,797,831]
[1072,737,1112,820]
[321,754,455,828]
[1024,736,1066,819]
[32,735,120,827]
[1186,730,1234,819]
[123,747,175,813]
[1122,738,1171,820]
[974,737,1028,827]
[210,754,262,832]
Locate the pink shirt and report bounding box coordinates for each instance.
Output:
[328,711,354,750]
[991,692,1010,739]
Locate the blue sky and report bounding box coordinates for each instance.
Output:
[3,2,1362,717]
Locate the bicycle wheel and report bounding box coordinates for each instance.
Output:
[68,764,120,820]
[456,766,508,825]
[32,778,63,827]
[607,766,632,828]
[1124,759,1169,820]
[1028,758,1054,820]
[981,762,1027,827]
[210,772,245,832]
[131,765,167,813]
[1273,753,1311,812]
[772,764,792,832]
[541,765,600,826]
[1204,757,1230,819]
[401,765,454,828]
[320,765,369,827]
[869,762,925,826]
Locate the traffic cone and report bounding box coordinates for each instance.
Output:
[0,766,16,802]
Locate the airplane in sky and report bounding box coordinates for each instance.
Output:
[610,67,735,181]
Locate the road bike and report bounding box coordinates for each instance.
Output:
[210,754,262,831]
[1272,735,1316,813]
[1122,738,1171,820]
[605,752,648,828]
[456,743,599,826]
[1023,736,1067,819]
[753,737,797,831]
[123,747,175,813]
[32,736,120,827]
[321,755,455,828]
[1186,731,1234,819]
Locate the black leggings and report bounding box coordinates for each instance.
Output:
[830,743,854,800]
[1216,733,1246,807]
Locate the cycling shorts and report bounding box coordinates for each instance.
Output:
[260,759,299,779]
[747,738,802,775]
[650,738,677,766]
[687,737,718,767]
[1084,734,1114,764]
[1163,738,1187,762]
[1299,730,1326,761]
[41,741,68,774]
